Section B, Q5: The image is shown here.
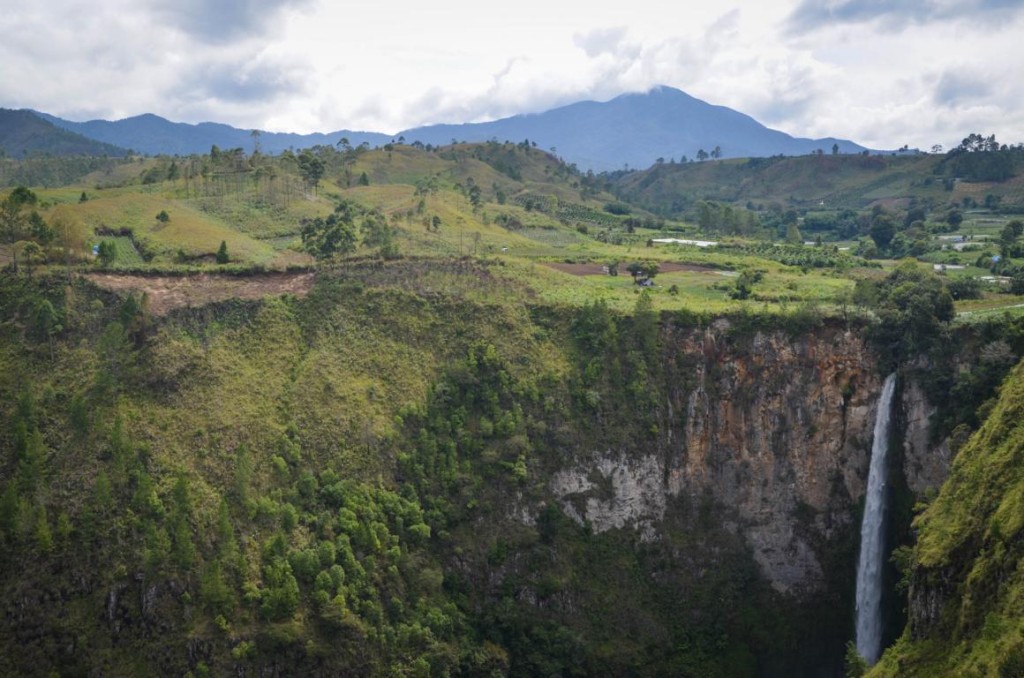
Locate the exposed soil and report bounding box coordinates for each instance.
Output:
[543,261,722,276]
[84,271,315,315]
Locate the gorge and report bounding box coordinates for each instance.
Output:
[0,264,982,676]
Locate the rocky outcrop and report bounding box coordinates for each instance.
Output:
[550,320,885,595]
[901,379,952,496]
[550,453,666,541]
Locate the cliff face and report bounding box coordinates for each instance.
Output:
[901,378,953,496]
[549,320,909,595]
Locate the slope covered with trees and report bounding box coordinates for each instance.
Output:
[869,356,1024,677]
[0,109,129,159]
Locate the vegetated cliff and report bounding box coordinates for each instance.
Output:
[0,265,962,676]
[869,357,1024,677]
[551,319,881,596]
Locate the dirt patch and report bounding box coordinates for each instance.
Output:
[543,261,722,276]
[84,271,315,315]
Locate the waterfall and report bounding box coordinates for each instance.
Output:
[855,372,898,665]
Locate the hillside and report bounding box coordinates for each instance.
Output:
[612,153,956,212]
[869,356,1024,677]
[0,109,129,158]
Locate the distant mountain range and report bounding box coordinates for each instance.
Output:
[33,112,389,159]
[4,86,870,171]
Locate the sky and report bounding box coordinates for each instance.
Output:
[2,0,1023,151]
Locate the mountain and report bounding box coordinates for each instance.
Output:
[29,86,868,170]
[0,109,129,158]
[36,112,391,156]
[396,86,868,171]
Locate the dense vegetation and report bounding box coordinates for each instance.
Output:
[869,357,1024,677]
[2,130,1024,675]
[0,267,874,676]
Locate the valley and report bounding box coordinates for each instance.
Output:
[1,119,1024,676]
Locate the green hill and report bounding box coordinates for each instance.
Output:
[0,109,129,159]
[612,153,1024,214]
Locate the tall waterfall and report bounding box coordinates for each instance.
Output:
[855,372,898,665]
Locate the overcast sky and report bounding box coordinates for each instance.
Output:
[2,0,1023,150]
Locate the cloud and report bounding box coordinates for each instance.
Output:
[173,53,310,106]
[785,0,1024,33]
[149,0,315,44]
[933,70,993,107]
[2,0,1023,155]
[573,27,630,58]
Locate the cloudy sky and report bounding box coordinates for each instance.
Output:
[2,0,1023,150]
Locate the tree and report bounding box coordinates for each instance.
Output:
[216,240,229,264]
[301,199,360,261]
[626,260,659,285]
[156,210,170,224]
[696,149,709,162]
[786,222,803,244]
[261,558,300,621]
[358,171,370,186]
[297,150,325,194]
[869,214,896,250]
[97,240,116,266]
[843,641,867,677]
[362,211,399,259]
[730,270,761,300]
[18,241,43,276]
[832,143,840,155]
[32,299,62,359]
[855,262,955,362]
[0,186,37,244]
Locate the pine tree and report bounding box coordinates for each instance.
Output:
[216,240,229,264]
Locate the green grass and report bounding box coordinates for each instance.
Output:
[100,236,144,266]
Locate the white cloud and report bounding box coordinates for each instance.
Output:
[1,0,1022,152]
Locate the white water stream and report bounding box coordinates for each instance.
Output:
[855,372,898,665]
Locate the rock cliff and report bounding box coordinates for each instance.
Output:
[549,320,912,595]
